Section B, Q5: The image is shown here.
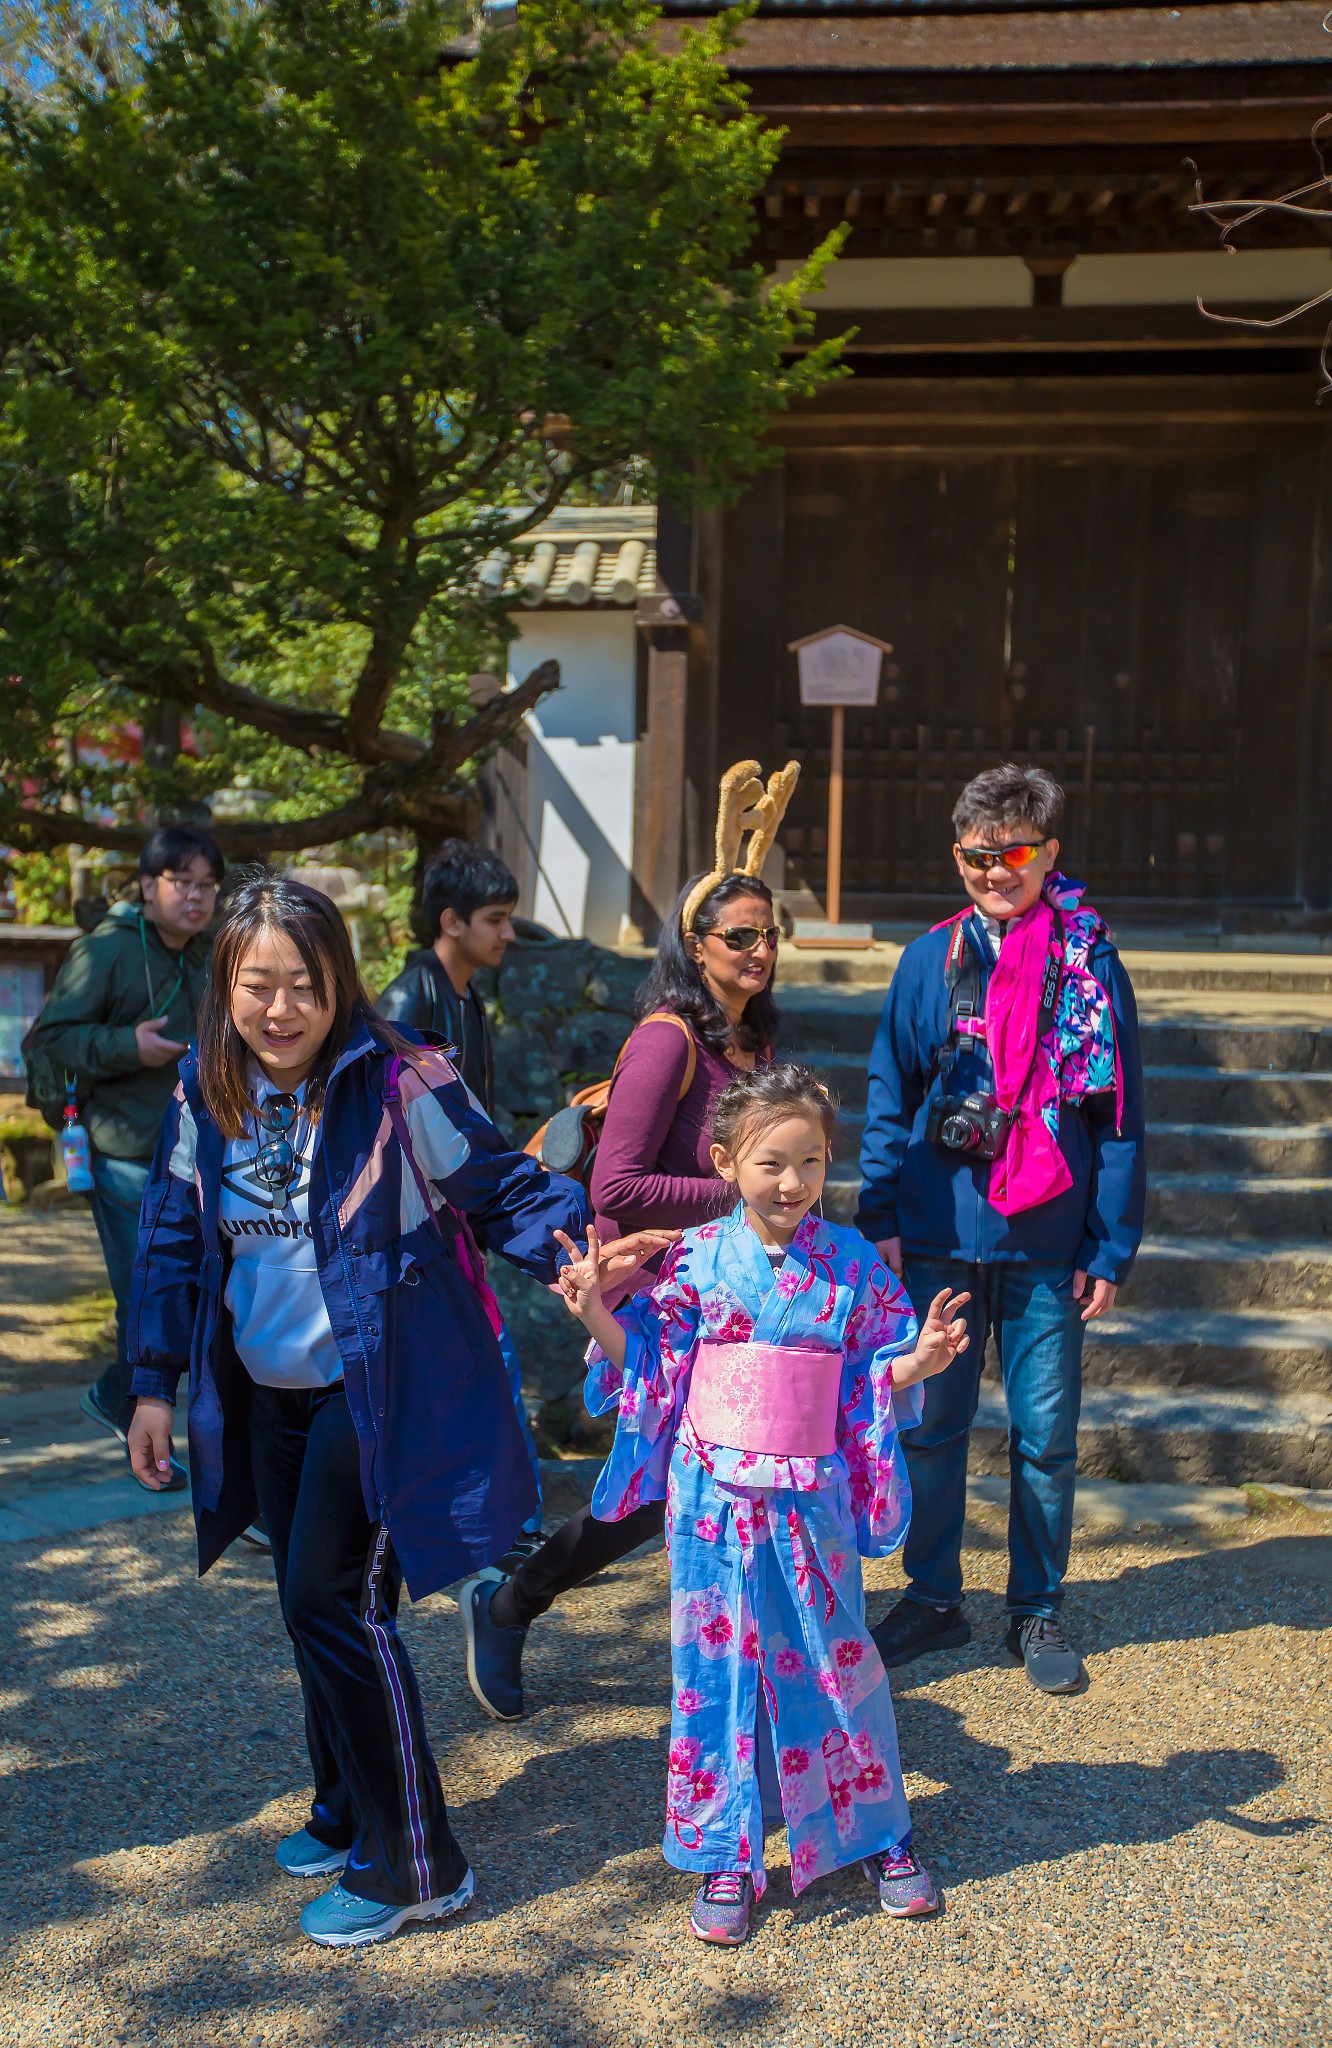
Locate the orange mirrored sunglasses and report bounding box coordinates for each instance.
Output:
[957,839,1049,874]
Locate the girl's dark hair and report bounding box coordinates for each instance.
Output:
[198,867,413,1137]
[711,1062,837,1160]
[634,872,779,1058]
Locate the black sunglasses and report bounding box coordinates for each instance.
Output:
[702,924,780,953]
[252,1093,301,1194]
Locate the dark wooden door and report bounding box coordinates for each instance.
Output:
[724,442,1321,908]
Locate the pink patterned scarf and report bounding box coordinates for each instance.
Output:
[934,875,1118,1217]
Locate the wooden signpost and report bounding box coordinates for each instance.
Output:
[787,625,893,949]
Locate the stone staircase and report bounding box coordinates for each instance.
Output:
[779,977,1332,1494]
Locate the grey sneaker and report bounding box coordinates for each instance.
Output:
[689,1870,755,1945]
[299,1870,475,1948]
[862,1847,940,1918]
[1004,1613,1085,1694]
[275,1827,348,1879]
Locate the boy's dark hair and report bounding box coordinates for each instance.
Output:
[413,839,518,948]
[139,823,225,883]
[952,764,1064,843]
[711,1061,837,1160]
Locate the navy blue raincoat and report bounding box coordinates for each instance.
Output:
[128,1027,588,1597]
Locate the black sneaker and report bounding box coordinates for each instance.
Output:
[871,1597,971,1669]
[495,1527,546,1576]
[1003,1613,1085,1694]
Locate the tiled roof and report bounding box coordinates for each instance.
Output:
[661,0,1274,11]
[487,504,658,610]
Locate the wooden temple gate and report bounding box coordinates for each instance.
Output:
[628,0,1332,931]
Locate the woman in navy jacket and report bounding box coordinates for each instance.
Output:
[126,870,597,1948]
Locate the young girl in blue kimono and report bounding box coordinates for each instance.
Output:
[555,1061,970,1946]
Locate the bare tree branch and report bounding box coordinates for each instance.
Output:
[1187,125,1332,400]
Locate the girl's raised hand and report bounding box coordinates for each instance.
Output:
[553,1226,604,1322]
[901,1288,972,1386]
[596,1227,680,1285]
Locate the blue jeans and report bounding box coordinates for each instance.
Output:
[899,1257,1085,1619]
[497,1320,543,1534]
[87,1151,152,1430]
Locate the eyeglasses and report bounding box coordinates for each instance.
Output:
[957,840,1049,874]
[160,872,218,900]
[703,925,780,953]
[251,1092,301,1194]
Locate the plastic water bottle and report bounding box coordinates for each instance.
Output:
[60,1106,95,1194]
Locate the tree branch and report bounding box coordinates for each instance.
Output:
[426,658,562,776]
[2,787,399,861]
[176,641,428,768]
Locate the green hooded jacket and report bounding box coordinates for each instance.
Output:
[25,900,213,1161]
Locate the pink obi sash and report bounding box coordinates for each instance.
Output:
[684,1341,842,1457]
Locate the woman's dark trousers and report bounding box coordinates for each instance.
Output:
[248,1383,469,1909]
[493,1498,666,1630]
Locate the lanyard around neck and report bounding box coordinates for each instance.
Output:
[139,911,188,1020]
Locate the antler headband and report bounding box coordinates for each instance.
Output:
[681,758,801,935]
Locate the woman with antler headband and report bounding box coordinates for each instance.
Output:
[459,762,800,1725]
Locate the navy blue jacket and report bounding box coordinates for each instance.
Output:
[128,1026,588,1598]
[854,914,1145,1284]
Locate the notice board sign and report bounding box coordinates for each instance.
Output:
[790,626,892,708]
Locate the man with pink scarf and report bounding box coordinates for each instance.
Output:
[855,765,1145,1694]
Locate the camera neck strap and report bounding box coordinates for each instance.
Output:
[935,908,1064,1094]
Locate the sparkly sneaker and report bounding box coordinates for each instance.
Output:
[689,1870,755,1946]
[863,1847,939,1918]
[275,1827,348,1879]
[299,1870,475,1948]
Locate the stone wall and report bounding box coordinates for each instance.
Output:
[477,932,648,1437]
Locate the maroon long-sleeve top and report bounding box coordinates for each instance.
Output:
[590,1016,742,1237]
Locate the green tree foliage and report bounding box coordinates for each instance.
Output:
[0,0,842,864]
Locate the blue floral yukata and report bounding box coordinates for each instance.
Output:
[585,1204,925,1897]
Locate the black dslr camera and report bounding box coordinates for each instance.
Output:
[925,1090,1013,1162]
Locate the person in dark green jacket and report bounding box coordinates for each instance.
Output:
[26,825,222,1477]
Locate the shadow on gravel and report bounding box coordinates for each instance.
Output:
[1061,1529,1332,1652]
[888,1697,1310,1891]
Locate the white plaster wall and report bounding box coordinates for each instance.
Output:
[506,611,637,946]
[1065,248,1332,307]
[772,248,1332,312]
[773,255,1033,308]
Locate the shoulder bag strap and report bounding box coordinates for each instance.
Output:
[615,1010,697,1102]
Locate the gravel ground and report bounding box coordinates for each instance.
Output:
[0,1502,1328,2048]
[0,1206,114,1397]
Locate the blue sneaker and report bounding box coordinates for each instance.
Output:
[299,1871,475,1948]
[460,1575,526,1722]
[275,1827,348,1879]
[80,1385,130,1444]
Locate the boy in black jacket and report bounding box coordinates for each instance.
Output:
[377,841,542,1550]
[376,840,517,1112]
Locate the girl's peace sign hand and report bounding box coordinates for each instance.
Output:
[896,1288,972,1388]
[553,1226,604,1323]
